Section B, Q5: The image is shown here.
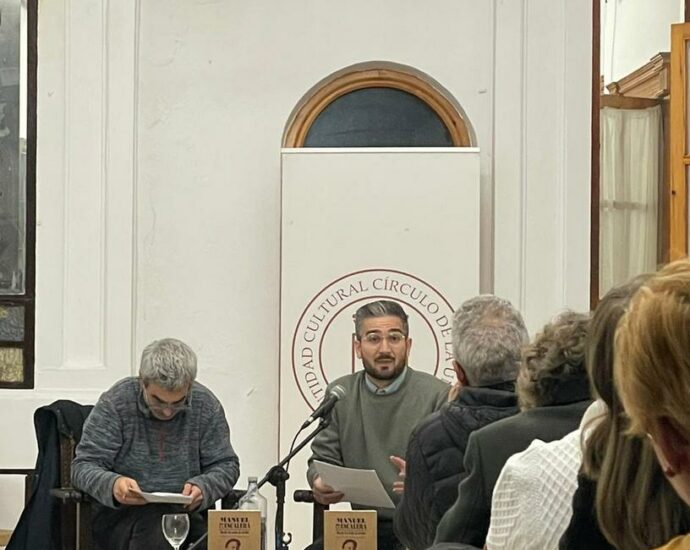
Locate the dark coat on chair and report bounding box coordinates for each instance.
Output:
[7,401,92,550]
[434,381,591,549]
[393,383,518,550]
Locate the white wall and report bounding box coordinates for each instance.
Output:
[601,0,683,84]
[0,0,592,540]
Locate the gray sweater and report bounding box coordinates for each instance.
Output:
[72,377,240,510]
[307,367,449,519]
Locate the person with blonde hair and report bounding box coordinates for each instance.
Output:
[615,259,690,549]
[558,275,690,549]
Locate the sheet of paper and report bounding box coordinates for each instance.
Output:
[313,460,395,509]
[136,491,193,505]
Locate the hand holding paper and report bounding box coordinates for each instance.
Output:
[113,476,147,506]
[312,475,345,505]
[313,460,395,509]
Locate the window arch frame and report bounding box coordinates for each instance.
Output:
[283,65,472,148]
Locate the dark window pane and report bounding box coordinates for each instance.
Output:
[0,0,27,294]
[304,87,453,147]
[0,346,22,382]
[0,304,23,341]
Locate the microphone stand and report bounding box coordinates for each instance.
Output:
[186,417,330,550]
[258,417,330,550]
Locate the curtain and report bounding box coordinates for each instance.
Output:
[599,105,661,296]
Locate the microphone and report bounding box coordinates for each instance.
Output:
[301,385,346,429]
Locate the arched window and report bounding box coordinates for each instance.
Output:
[283,63,473,148]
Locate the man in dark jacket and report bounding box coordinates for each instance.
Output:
[434,312,592,548]
[393,295,528,550]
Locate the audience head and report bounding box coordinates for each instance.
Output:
[452,295,528,386]
[517,311,589,410]
[582,274,648,475]
[139,338,197,391]
[616,259,690,507]
[579,274,690,549]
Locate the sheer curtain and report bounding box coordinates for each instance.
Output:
[599,105,661,296]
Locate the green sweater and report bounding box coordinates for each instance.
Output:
[307,367,449,519]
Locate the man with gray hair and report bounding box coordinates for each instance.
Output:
[393,295,527,550]
[434,311,591,548]
[72,338,240,550]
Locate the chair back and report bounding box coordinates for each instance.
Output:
[293,489,329,542]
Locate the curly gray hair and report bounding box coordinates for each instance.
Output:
[139,338,197,390]
[452,295,528,386]
[517,311,589,409]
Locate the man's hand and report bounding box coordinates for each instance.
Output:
[390,455,406,494]
[182,482,203,510]
[113,476,147,506]
[312,475,344,505]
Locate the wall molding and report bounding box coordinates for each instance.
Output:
[35,0,139,384]
[494,0,592,331]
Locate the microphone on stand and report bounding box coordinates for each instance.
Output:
[300,385,346,429]
[188,389,345,550]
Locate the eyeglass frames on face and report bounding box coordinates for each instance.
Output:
[143,387,189,413]
[360,332,407,346]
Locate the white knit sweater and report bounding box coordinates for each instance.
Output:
[485,400,605,550]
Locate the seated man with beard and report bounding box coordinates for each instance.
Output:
[306,300,450,550]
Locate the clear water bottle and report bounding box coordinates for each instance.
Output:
[238,476,267,550]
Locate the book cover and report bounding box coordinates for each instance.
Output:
[208,510,261,550]
[324,510,377,550]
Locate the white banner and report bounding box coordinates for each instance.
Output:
[279,147,480,547]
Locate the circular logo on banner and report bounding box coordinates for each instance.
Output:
[291,268,456,410]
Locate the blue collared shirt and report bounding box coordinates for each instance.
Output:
[364,366,408,395]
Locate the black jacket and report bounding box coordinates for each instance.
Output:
[8,400,93,550]
[434,378,592,548]
[394,383,518,550]
[558,473,614,549]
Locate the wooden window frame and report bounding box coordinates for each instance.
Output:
[669,24,690,262]
[591,0,680,307]
[283,65,472,148]
[0,0,37,389]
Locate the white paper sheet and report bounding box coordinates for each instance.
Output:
[136,491,193,505]
[312,460,395,509]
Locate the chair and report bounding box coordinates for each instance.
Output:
[49,429,94,550]
[6,400,245,550]
[221,489,245,510]
[293,489,329,542]
[4,400,93,550]
[0,468,35,506]
[0,469,34,547]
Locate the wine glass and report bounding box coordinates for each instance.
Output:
[161,513,190,550]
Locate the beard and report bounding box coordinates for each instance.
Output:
[361,352,406,382]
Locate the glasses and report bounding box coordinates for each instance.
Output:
[143,387,189,414]
[360,332,407,346]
